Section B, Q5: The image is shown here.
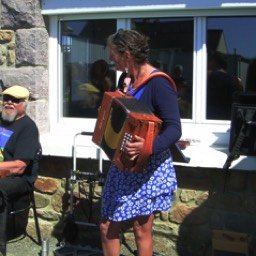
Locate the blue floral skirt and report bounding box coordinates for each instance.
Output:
[101,149,177,221]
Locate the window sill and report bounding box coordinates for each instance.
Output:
[175,144,256,171]
[41,131,256,171]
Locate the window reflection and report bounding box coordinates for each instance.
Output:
[132,18,194,119]
[246,59,256,92]
[207,51,243,120]
[60,16,256,121]
[61,20,116,118]
[206,16,256,120]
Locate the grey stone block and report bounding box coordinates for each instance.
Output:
[1,0,45,29]
[16,28,48,66]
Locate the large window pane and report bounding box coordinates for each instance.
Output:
[206,17,256,120]
[132,18,194,119]
[61,20,116,118]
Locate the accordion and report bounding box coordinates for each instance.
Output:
[92,91,162,171]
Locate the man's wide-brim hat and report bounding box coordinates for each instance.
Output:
[2,85,30,100]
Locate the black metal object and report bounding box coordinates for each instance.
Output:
[223,92,256,191]
[229,92,256,156]
[170,143,190,163]
[61,132,103,244]
[8,190,42,245]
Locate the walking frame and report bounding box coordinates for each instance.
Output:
[56,132,104,256]
[69,131,104,227]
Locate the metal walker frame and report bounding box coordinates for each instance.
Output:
[69,131,103,227]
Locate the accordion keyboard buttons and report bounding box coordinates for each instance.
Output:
[121,133,133,151]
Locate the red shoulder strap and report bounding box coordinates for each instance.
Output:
[136,71,177,92]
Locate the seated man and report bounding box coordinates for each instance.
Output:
[0,85,41,256]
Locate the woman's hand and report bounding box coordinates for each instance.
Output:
[125,135,145,161]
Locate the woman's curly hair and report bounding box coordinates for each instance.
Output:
[108,29,150,64]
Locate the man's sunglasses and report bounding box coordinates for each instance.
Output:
[3,95,26,104]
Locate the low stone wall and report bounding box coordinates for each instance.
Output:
[28,156,256,256]
[28,156,107,244]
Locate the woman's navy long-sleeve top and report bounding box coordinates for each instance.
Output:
[130,75,182,155]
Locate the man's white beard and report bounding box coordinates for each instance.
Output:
[1,106,17,122]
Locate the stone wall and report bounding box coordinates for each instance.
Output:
[0,0,49,133]
[30,156,256,256]
[27,156,107,252]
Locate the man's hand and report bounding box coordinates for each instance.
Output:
[0,159,28,178]
[0,170,11,178]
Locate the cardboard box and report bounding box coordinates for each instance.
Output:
[212,230,251,255]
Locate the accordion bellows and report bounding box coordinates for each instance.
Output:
[92,91,162,171]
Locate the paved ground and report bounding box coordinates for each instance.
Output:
[6,231,136,256]
[7,234,58,256]
[8,236,107,256]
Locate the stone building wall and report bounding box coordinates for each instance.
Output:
[33,156,256,256]
[0,0,49,133]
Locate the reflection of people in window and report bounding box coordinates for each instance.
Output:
[172,64,192,119]
[90,59,116,93]
[173,64,185,88]
[78,59,115,115]
[245,58,256,92]
[207,52,240,120]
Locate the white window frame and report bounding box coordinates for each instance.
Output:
[42,7,256,170]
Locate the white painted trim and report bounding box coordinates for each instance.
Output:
[41,2,256,15]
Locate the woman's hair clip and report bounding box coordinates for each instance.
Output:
[140,46,149,54]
